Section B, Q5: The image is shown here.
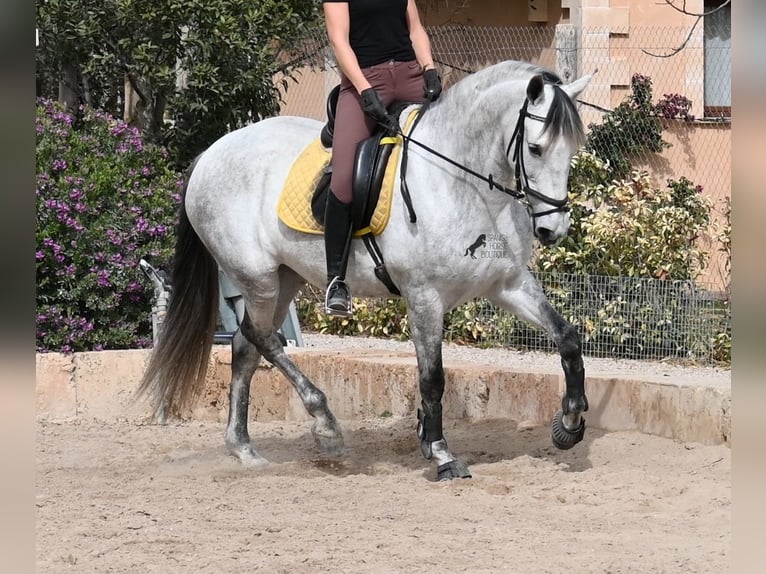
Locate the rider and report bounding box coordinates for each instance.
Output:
[322,0,443,316]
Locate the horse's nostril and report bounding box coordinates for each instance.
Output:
[535,227,554,243]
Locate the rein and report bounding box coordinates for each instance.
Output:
[395,97,569,222]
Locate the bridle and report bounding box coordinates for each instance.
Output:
[504,99,570,219]
[395,94,570,223]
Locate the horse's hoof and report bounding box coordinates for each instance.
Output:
[436,460,472,481]
[241,456,270,468]
[312,422,345,456]
[228,443,269,467]
[551,409,586,450]
[314,434,345,456]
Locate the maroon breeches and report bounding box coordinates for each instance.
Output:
[330,59,426,204]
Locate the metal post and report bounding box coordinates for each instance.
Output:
[139,259,171,345]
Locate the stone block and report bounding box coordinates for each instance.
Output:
[36,353,77,421]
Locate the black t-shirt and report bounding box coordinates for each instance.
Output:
[323,0,416,68]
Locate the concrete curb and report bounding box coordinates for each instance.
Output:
[36,346,730,445]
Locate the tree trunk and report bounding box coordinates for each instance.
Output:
[58,62,80,115]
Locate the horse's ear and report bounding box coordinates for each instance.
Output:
[526,74,545,105]
[562,70,597,101]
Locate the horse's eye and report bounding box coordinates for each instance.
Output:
[529,144,543,157]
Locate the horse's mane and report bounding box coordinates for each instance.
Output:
[441,60,585,148]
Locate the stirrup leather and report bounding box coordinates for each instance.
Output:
[324,277,353,317]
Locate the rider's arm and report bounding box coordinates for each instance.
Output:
[323,2,372,95]
[406,0,436,71]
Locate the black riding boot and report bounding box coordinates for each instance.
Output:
[324,191,353,317]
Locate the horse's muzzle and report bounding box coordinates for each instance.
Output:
[534,226,559,246]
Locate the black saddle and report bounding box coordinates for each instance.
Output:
[312,84,417,233]
[312,84,419,296]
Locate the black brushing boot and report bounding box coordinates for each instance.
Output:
[324,191,353,317]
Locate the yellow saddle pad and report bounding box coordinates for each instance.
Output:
[277,109,419,236]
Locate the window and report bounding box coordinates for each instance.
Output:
[704,0,731,118]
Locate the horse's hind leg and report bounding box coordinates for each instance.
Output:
[225,329,268,465]
[492,269,588,449]
[407,291,472,481]
[237,268,344,456]
[225,268,301,464]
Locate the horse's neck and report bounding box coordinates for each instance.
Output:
[417,82,525,191]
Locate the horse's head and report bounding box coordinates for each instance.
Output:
[508,72,593,246]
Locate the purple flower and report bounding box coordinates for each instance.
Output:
[96,269,111,287]
[105,229,123,246]
[148,224,167,237]
[109,122,126,136]
[52,159,68,172]
[53,111,73,125]
[36,250,44,260]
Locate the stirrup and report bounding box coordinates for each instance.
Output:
[324,277,353,317]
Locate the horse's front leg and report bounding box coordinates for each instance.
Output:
[407,292,472,481]
[491,270,588,449]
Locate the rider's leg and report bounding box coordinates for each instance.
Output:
[323,191,353,316]
[391,59,428,104]
[325,71,378,316]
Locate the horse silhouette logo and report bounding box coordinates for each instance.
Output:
[464,234,486,259]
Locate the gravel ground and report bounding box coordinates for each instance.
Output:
[301,333,731,389]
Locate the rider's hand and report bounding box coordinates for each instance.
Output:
[423,68,442,102]
[360,88,398,132]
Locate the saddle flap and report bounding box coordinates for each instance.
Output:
[351,132,392,230]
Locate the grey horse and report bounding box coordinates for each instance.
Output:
[138,61,593,481]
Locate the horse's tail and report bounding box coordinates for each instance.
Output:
[137,157,219,420]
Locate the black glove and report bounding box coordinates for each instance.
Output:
[360,88,398,131]
[423,68,442,102]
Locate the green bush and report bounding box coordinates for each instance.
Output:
[537,152,711,281]
[36,99,181,352]
[295,285,409,339]
[585,73,669,180]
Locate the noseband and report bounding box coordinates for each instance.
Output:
[504,99,570,219]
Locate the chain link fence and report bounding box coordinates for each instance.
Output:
[447,272,729,364]
[280,24,731,364]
